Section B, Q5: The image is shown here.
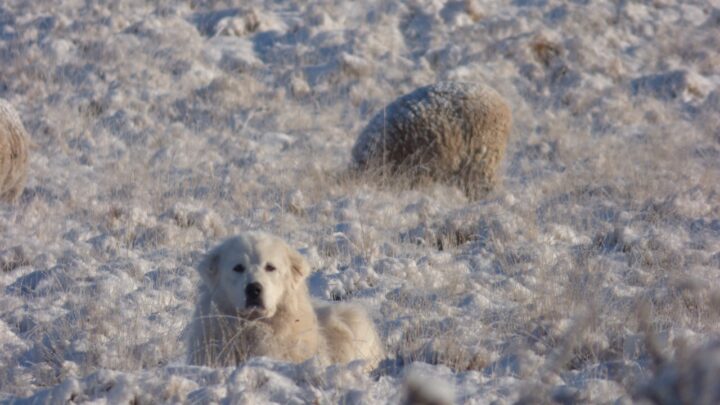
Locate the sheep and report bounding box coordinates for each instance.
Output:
[352,81,512,199]
[0,99,29,203]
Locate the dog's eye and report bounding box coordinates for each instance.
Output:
[265,263,276,272]
[233,264,245,273]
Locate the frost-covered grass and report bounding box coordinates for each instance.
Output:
[1,0,719,403]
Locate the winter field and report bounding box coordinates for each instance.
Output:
[1,0,720,403]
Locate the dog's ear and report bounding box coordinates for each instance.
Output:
[197,247,221,285]
[286,245,310,286]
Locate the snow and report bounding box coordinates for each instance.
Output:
[1,0,719,403]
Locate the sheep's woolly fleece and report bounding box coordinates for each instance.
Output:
[1,0,719,403]
[352,81,512,199]
[0,99,29,203]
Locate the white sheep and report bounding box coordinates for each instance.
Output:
[352,81,512,199]
[0,99,29,203]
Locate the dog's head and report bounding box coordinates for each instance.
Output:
[197,232,310,320]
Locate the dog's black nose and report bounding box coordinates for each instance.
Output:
[246,282,263,299]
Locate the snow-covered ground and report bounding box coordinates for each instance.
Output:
[1,0,719,403]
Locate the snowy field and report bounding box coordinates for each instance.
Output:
[1,0,720,403]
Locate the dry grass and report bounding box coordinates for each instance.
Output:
[1,0,719,401]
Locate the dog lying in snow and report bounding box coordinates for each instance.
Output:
[187,232,384,371]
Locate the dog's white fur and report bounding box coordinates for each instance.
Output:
[187,232,384,370]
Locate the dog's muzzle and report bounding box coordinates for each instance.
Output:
[245,282,264,308]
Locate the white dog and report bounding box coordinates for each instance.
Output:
[187,232,384,370]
